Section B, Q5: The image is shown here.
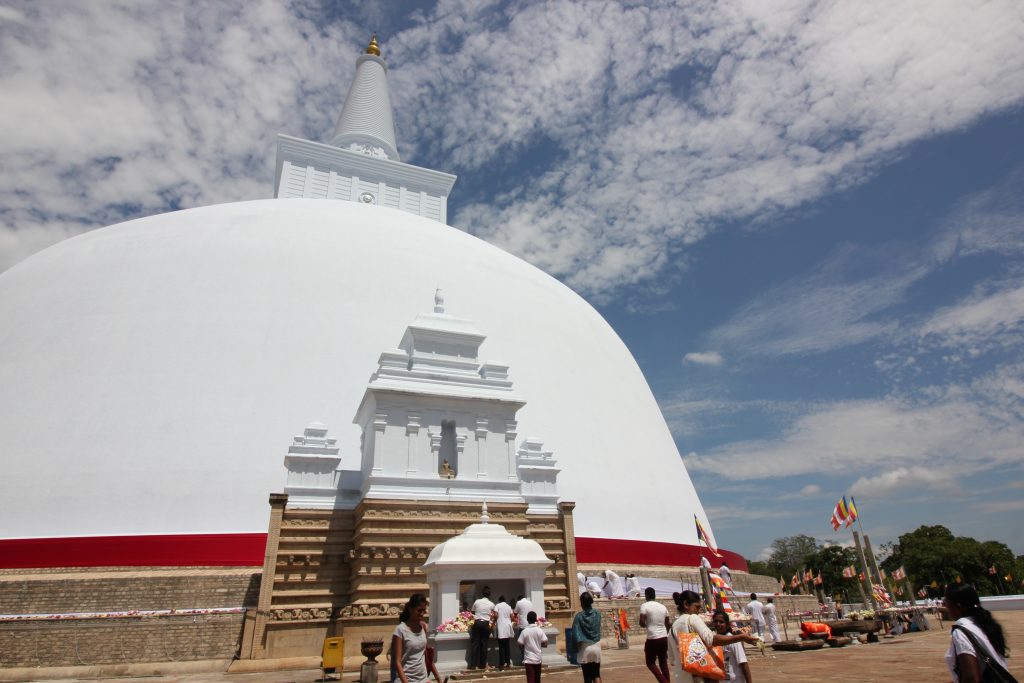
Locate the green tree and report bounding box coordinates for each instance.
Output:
[882,525,1023,596]
[807,545,859,600]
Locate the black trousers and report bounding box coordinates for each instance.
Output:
[497,637,511,668]
[470,619,490,669]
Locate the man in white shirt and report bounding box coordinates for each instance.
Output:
[513,594,535,664]
[517,611,548,683]
[470,586,495,670]
[625,573,642,598]
[719,562,732,587]
[493,596,515,670]
[745,593,765,638]
[764,596,780,642]
[638,587,670,683]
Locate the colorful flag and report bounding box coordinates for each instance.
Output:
[859,571,865,581]
[709,573,733,612]
[848,497,859,523]
[892,566,906,581]
[790,573,799,589]
[842,565,856,578]
[831,497,850,529]
[872,583,892,606]
[694,515,722,557]
[804,568,813,582]
[813,573,823,586]
[878,568,887,580]
[917,588,927,598]
[989,565,997,576]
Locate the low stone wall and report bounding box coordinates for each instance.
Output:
[0,614,245,668]
[0,567,259,669]
[0,567,260,615]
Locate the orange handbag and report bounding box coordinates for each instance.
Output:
[677,631,727,680]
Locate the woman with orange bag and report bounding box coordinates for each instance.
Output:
[668,591,759,683]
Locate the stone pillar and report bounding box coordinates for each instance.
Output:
[560,501,581,614]
[406,412,420,474]
[852,531,878,610]
[371,412,387,474]
[249,493,288,659]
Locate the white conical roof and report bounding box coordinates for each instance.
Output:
[328,36,400,161]
[423,504,553,568]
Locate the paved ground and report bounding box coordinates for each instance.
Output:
[8,611,1023,682]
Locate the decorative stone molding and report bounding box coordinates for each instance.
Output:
[406,412,421,435]
[475,417,489,440]
[373,413,388,432]
[267,606,332,622]
[545,598,571,612]
[338,603,403,619]
[505,420,518,442]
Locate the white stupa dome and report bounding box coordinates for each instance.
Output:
[0,36,743,571]
[0,198,736,566]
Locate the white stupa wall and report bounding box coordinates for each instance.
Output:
[0,199,713,553]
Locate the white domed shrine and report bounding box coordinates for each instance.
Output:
[0,35,747,665]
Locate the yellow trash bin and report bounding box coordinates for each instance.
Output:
[322,636,344,672]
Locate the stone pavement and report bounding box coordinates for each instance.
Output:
[5,611,1022,683]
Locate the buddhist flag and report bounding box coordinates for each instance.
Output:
[989,565,997,576]
[831,498,849,527]
[694,515,722,557]
[917,588,927,598]
[790,573,799,589]
[847,497,859,524]
[804,568,813,582]
[842,565,856,579]
[892,566,906,581]
[878,568,887,580]
[618,608,629,634]
[813,573,823,586]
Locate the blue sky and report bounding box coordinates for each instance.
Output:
[1,0,1023,561]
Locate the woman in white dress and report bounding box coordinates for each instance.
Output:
[668,590,758,683]
[943,584,1011,683]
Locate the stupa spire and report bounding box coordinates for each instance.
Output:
[328,34,400,161]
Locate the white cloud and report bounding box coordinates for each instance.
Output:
[2,1,1023,300]
[684,351,724,366]
[850,466,960,498]
[684,363,1024,482]
[918,282,1024,351]
[977,499,1024,513]
[800,484,822,496]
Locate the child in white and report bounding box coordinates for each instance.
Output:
[712,610,751,683]
[517,611,548,683]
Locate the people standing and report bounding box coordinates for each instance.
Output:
[513,594,535,664]
[712,610,752,683]
[669,590,758,683]
[572,591,603,683]
[390,593,444,683]
[763,597,779,642]
[602,569,625,599]
[494,595,515,671]
[639,587,671,683]
[517,611,548,683]
[718,562,732,587]
[744,593,765,639]
[943,584,1011,683]
[470,586,495,670]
